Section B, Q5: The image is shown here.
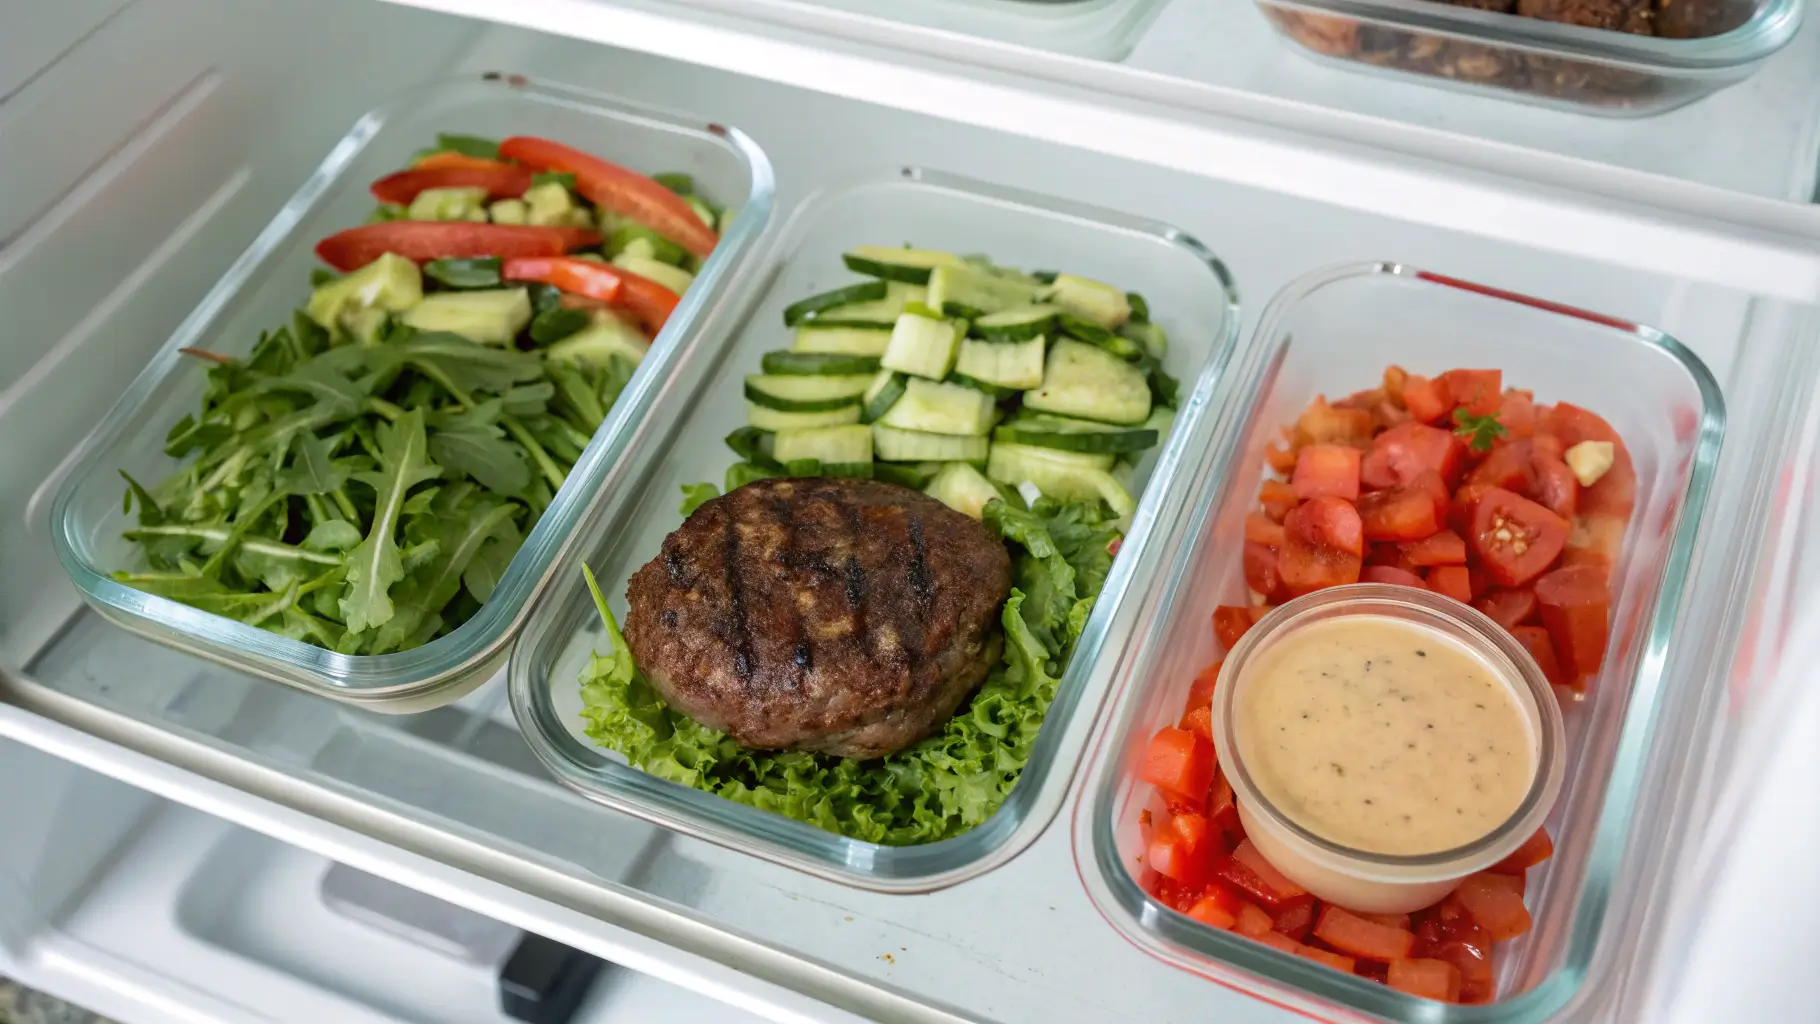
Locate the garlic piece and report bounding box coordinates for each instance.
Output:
[1564,441,1615,487]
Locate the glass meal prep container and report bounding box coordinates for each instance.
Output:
[1073,263,1723,1019]
[1258,0,1804,116]
[508,167,1241,892]
[48,74,776,713]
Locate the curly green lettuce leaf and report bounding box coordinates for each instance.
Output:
[576,497,1106,845]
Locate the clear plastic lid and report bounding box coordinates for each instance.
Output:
[49,74,776,711]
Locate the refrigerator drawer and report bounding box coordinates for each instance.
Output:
[3,2,1820,1023]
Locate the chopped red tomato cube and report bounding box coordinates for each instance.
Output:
[1382,365,1409,403]
[1563,513,1626,574]
[1439,369,1502,417]
[1466,439,1533,492]
[1364,423,1469,488]
[1208,770,1241,833]
[1139,728,1216,802]
[1245,512,1288,547]
[1387,958,1462,1002]
[1401,375,1453,425]
[1314,905,1417,961]
[1534,565,1611,687]
[1531,457,1579,520]
[1272,896,1318,941]
[1500,389,1537,439]
[1357,911,1412,931]
[1280,497,1364,596]
[1449,479,1499,536]
[1259,480,1298,522]
[1473,586,1538,630]
[1292,444,1362,501]
[1402,529,1468,567]
[1297,943,1357,973]
[1296,397,1375,446]
[1547,403,1635,517]
[1229,840,1307,904]
[1426,566,1472,604]
[1242,542,1282,600]
[1468,488,1569,587]
[1234,902,1275,938]
[1265,442,1299,475]
[1213,605,1258,650]
[1147,829,1207,884]
[1185,662,1222,712]
[1178,704,1214,742]
[1452,874,1532,941]
[1511,625,1568,687]
[1255,931,1304,956]
[1490,828,1555,874]
[1357,487,1441,542]
[1361,565,1427,588]
[1187,894,1238,930]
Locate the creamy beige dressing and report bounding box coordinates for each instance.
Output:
[1235,615,1535,856]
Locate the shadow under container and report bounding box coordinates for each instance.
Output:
[1259,0,1803,116]
[1074,263,1724,1019]
[49,74,776,713]
[508,167,1241,892]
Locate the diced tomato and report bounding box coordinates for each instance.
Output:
[1208,770,1241,833]
[1500,390,1537,439]
[1402,375,1453,425]
[1357,911,1411,931]
[1296,397,1375,447]
[1402,529,1467,567]
[1532,457,1579,520]
[1469,488,1569,587]
[369,162,532,205]
[1373,401,1411,431]
[498,136,718,258]
[1279,496,1364,595]
[1365,542,1419,571]
[1265,442,1299,475]
[1563,513,1626,574]
[1334,387,1386,411]
[1186,662,1222,712]
[1467,439,1533,492]
[1357,487,1441,542]
[1530,431,1565,464]
[1362,565,1427,588]
[1467,869,1525,897]
[1213,605,1258,650]
[1255,931,1304,956]
[1534,565,1612,687]
[1187,894,1238,930]
[1474,586,1538,630]
[1230,840,1307,905]
[1409,470,1452,522]
[1356,960,1391,984]
[1139,728,1216,802]
[1297,943,1357,973]
[1235,902,1275,938]
[1314,906,1417,961]
[1292,444,1362,501]
[1147,829,1207,884]
[1365,423,1468,488]
[1449,480,1499,536]
[1245,513,1287,547]
[504,256,681,333]
[1382,365,1408,404]
[1243,542,1282,600]
[1490,828,1555,874]
[1467,565,1492,601]
[1387,958,1462,1002]
[1547,403,1635,517]
[315,222,598,272]
[1426,566,1472,604]
[1150,877,1199,913]
[1421,921,1496,1005]
[1273,896,1318,941]
[1512,625,1568,687]
[1452,874,1532,941]
[1259,480,1298,522]
[1179,705,1215,743]
[1439,370,1502,417]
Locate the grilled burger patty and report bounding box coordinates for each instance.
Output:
[623,477,1013,759]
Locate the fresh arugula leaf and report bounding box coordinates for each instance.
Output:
[548,361,607,433]
[433,133,500,160]
[463,518,522,604]
[428,400,532,494]
[339,408,440,634]
[529,307,590,345]
[390,332,546,395]
[302,519,362,552]
[278,433,349,496]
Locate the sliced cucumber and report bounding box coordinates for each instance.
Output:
[842,246,965,285]
[760,350,881,376]
[874,461,944,489]
[773,424,874,465]
[794,325,892,357]
[1059,313,1146,362]
[881,313,962,380]
[1142,404,1177,442]
[947,373,1019,399]
[926,264,1040,319]
[995,413,1158,455]
[745,402,862,432]
[872,424,991,463]
[545,314,649,370]
[954,336,1045,390]
[879,378,995,436]
[1119,319,1168,360]
[783,281,888,326]
[822,462,876,479]
[970,304,1063,342]
[1023,339,1152,426]
[861,370,908,425]
[925,462,1003,520]
[803,283,927,328]
[988,443,1135,518]
[612,253,694,296]
[743,374,873,412]
[1045,273,1132,328]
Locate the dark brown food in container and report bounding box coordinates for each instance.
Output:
[622,477,1013,760]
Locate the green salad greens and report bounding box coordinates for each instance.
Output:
[576,494,1119,845]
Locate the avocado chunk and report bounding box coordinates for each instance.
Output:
[344,307,390,346]
[544,313,649,371]
[488,198,528,225]
[924,462,1001,520]
[406,186,488,222]
[610,253,694,296]
[1045,273,1131,329]
[524,181,591,228]
[399,288,533,345]
[306,252,423,331]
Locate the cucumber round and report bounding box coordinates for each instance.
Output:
[1058,313,1145,362]
[746,402,861,432]
[994,414,1158,455]
[782,281,888,326]
[871,424,990,463]
[948,372,1018,399]
[760,350,882,376]
[794,325,892,357]
[743,374,872,413]
[861,370,908,425]
[842,246,965,285]
[971,304,1061,342]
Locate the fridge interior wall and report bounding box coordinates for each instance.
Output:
[4,1,1820,1022]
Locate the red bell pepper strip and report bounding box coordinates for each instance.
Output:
[370,163,533,205]
[499,135,718,258]
[315,222,599,272]
[501,256,682,334]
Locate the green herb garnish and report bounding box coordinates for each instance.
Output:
[1453,407,1508,453]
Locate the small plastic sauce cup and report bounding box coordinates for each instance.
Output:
[1210,584,1566,914]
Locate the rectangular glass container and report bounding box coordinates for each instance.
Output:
[1074,263,1725,1019]
[48,74,776,713]
[508,167,1241,892]
[1259,0,1803,116]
